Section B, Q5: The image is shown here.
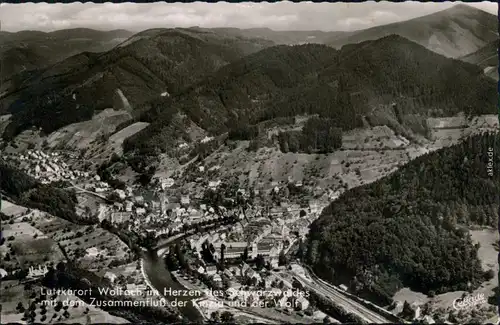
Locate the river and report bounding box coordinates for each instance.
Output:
[141,220,240,322]
[142,245,204,322]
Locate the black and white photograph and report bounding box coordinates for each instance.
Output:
[0,1,498,324]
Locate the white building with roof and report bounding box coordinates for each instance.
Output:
[180,196,190,206]
[212,274,222,284]
[208,180,221,188]
[125,201,133,212]
[104,272,118,283]
[205,265,217,275]
[296,296,310,310]
[0,268,8,279]
[201,136,214,143]
[28,265,49,278]
[113,189,126,201]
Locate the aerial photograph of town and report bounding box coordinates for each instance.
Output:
[0,1,498,324]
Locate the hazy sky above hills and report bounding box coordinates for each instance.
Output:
[0,1,496,33]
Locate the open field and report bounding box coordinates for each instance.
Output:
[107,122,150,155]
[103,262,143,285]
[81,121,150,165]
[40,109,133,169]
[1,202,129,275]
[75,193,108,216]
[428,114,498,147]
[46,109,132,150]
[32,113,149,170]
[32,213,87,242]
[1,200,29,216]
[342,125,410,150]
[471,228,499,283]
[1,220,65,270]
[0,280,32,323]
[2,129,45,154]
[29,208,131,271]
[203,141,411,194]
[59,226,130,271]
[2,222,46,239]
[1,209,67,271]
[11,237,65,269]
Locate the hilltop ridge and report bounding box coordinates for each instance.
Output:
[0,28,134,81]
[0,28,275,139]
[327,4,497,58]
[122,34,496,167]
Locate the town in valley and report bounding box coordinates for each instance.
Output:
[0,1,499,324]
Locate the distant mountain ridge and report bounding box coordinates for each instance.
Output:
[0,28,132,42]
[0,28,134,81]
[0,27,276,139]
[197,27,351,45]
[327,4,498,58]
[1,5,497,160]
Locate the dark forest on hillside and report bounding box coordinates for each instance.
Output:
[305,133,499,304]
[0,29,270,141]
[124,36,496,165]
[278,117,343,153]
[0,161,82,224]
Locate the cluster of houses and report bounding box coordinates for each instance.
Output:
[189,209,314,265]
[81,175,114,193]
[175,204,322,301]
[6,150,90,184]
[177,135,214,151]
[102,192,155,229]
[96,176,321,266]
[185,262,312,312]
[102,188,234,234]
[105,175,322,244]
[152,203,234,235]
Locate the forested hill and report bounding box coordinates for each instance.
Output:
[305,132,499,305]
[0,160,82,224]
[124,35,496,158]
[0,28,133,82]
[0,28,274,139]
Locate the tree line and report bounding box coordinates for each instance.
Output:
[277,116,342,153]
